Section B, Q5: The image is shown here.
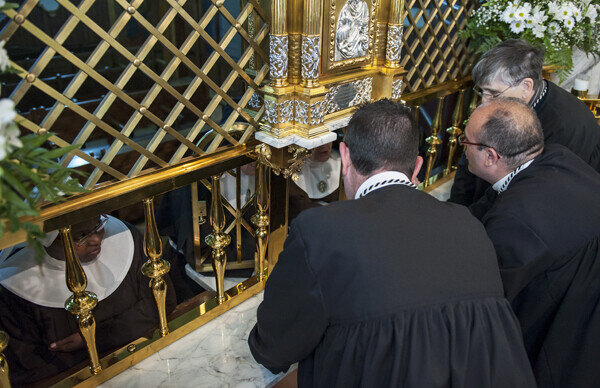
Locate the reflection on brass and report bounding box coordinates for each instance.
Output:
[445,89,465,175]
[60,227,101,375]
[37,127,48,135]
[25,73,36,83]
[126,344,136,353]
[0,331,10,388]
[141,198,171,337]
[253,144,309,182]
[424,96,444,187]
[205,176,231,304]
[251,161,270,281]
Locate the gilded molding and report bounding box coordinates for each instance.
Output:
[386,25,404,62]
[301,35,320,81]
[288,34,302,83]
[269,35,289,80]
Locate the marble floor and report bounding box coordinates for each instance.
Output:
[100,292,288,388]
[427,178,453,202]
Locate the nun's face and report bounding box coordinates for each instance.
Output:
[70,216,107,262]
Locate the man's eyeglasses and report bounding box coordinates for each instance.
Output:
[458,134,502,159]
[472,83,515,100]
[73,215,108,246]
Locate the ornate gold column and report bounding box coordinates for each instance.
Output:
[60,227,101,375]
[0,331,10,387]
[141,198,171,337]
[424,96,444,187]
[270,0,288,87]
[386,0,405,68]
[205,176,231,303]
[445,89,465,175]
[252,144,271,281]
[301,0,323,88]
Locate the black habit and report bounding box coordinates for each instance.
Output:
[249,182,535,387]
[449,80,600,206]
[476,144,600,387]
[0,222,177,385]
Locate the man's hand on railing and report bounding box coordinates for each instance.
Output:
[49,333,84,352]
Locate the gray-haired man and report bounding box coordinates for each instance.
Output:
[449,39,600,207]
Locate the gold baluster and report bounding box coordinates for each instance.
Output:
[235,167,242,263]
[445,89,465,175]
[60,227,101,375]
[141,198,171,337]
[424,97,444,187]
[205,176,231,304]
[0,331,10,387]
[251,159,270,281]
[468,90,479,116]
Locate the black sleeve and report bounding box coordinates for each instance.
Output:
[468,186,498,220]
[448,154,477,205]
[485,213,555,301]
[248,221,328,373]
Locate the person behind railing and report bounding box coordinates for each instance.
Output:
[0,215,177,385]
[248,99,535,387]
[449,39,600,208]
[289,142,343,222]
[462,98,600,387]
[155,162,256,300]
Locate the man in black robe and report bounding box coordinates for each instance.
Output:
[464,98,600,387]
[248,99,535,387]
[449,39,600,207]
[0,215,177,385]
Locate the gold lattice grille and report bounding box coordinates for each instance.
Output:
[1,0,268,189]
[401,0,476,93]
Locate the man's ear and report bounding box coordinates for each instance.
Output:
[484,147,501,167]
[411,156,423,185]
[519,78,535,98]
[339,142,352,176]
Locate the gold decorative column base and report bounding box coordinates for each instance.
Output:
[445,89,465,175]
[142,198,171,337]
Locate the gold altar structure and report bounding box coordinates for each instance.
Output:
[0,0,478,385]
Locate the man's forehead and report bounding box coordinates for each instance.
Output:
[70,216,101,234]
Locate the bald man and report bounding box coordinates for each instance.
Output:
[463,98,600,387]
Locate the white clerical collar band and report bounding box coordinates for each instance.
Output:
[355,171,416,199]
[492,159,535,194]
[531,80,548,109]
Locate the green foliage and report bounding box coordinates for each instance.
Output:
[0,133,87,259]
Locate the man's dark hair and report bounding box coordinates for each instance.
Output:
[343,99,418,176]
[477,98,544,169]
[473,39,544,90]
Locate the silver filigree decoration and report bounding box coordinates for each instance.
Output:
[295,101,308,124]
[248,92,263,109]
[324,85,341,114]
[349,77,373,106]
[301,36,320,80]
[270,35,289,80]
[392,79,403,100]
[280,100,294,123]
[310,101,325,125]
[335,0,370,60]
[264,100,277,125]
[386,25,404,62]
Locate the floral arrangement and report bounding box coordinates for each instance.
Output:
[0,1,86,258]
[461,0,600,81]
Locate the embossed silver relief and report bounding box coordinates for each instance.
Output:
[324,85,341,114]
[335,0,370,60]
[386,25,404,62]
[301,36,320,80]
[280,100,294,123]
[264,101,277,125]
[349,77,373,106]
[310,101,325,125]
[248,92,263,109]
[270,35,289,80]
[392,79,404,100]
[295,101,308,124]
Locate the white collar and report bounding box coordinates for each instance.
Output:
[295,150,341,199]
[0,216,134,308]
[220,172,255,209]
[355,171,416,199]
[492,159,535,194]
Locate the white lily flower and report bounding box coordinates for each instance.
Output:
[3,122,21,149]
[532,23,547,38]
[585,4,597,21]
[0,99,16,126]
